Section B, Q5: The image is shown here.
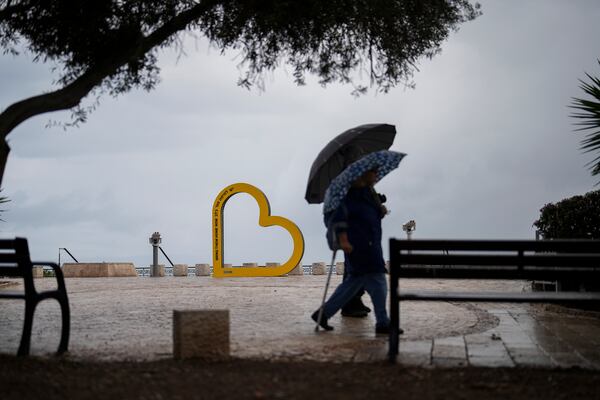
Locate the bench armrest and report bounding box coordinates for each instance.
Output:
[32,262,67,293]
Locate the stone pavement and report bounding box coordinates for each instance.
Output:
[1,276,599,368]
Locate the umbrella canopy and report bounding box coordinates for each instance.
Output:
[323,150,406,214]
[305,124,396,204]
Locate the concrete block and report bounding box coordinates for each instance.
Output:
[173,309,230,360]
[265,262,280,267]
[173,264,189,277]
[312,262,326,275]
[63,263,138,277]
[195,264,211,276]
[288,262,303,275]
[151,264,165,277]
[32,266,44,278]
[335,262,345,275]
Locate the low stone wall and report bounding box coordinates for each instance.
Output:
[160,260,387,276]
[63,263,137,278]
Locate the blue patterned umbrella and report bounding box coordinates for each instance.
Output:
[323,150,406,214]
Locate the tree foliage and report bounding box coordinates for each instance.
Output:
[0,0,480,182]
[570,60,600,183]
[533,190,600,240]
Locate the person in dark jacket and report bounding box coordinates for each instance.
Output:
[312,168,399,334]
[337,146,385,318]
[339,189,388,317]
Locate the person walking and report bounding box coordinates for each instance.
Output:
[311,168,400,334]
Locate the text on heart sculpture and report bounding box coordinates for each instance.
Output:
[212,183,305,277]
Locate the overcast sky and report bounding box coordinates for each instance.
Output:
[1,1,599,268]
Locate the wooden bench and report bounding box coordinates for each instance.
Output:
[0,237,70,356]
[388,239,600,363]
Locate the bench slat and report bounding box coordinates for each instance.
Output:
[392,239,600,253]
[0,253,19,263]
[397,290,600,302]
[396,265,600,280]
[0,291,25,299]
[395,254,600,268]
[0,266,22,277]
[0,239,17,250]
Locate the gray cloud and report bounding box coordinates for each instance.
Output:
[1,0,599,267]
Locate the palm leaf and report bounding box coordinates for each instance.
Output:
[0,189,9,222]
[570,60,600,183]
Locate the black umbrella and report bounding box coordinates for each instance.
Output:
[305,123,396,204]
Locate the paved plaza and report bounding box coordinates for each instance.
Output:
[1,275,599,368]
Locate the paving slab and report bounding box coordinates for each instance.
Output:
[0,276,599,369]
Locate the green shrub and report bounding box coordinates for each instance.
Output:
[533,190,600,239]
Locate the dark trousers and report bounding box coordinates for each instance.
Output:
[341,268,365,311]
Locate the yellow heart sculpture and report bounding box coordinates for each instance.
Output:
[212,183,305,277]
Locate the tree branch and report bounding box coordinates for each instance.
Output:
[0,0,220,141]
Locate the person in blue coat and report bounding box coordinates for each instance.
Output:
[312,168,402,335]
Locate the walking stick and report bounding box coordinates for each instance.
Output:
[315,249,337,331]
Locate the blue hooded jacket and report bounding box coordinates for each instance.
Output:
[324,186,386,275]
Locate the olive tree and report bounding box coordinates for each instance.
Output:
[0,0,481,183]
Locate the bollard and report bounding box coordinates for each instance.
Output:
[242,262,258,267]
[195,264,211,276]
[151,264,165,277]
[173,264,189,277]
[32,266,44,278]
[287,261,303,275]
[173,310,230,360]
[312,262,326,275]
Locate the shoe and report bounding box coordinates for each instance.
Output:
[311,310,334,331]
[375,325,404,335]
[341,309,368,318]
[356,302,371,313]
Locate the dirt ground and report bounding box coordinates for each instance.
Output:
[2,354,600,400]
